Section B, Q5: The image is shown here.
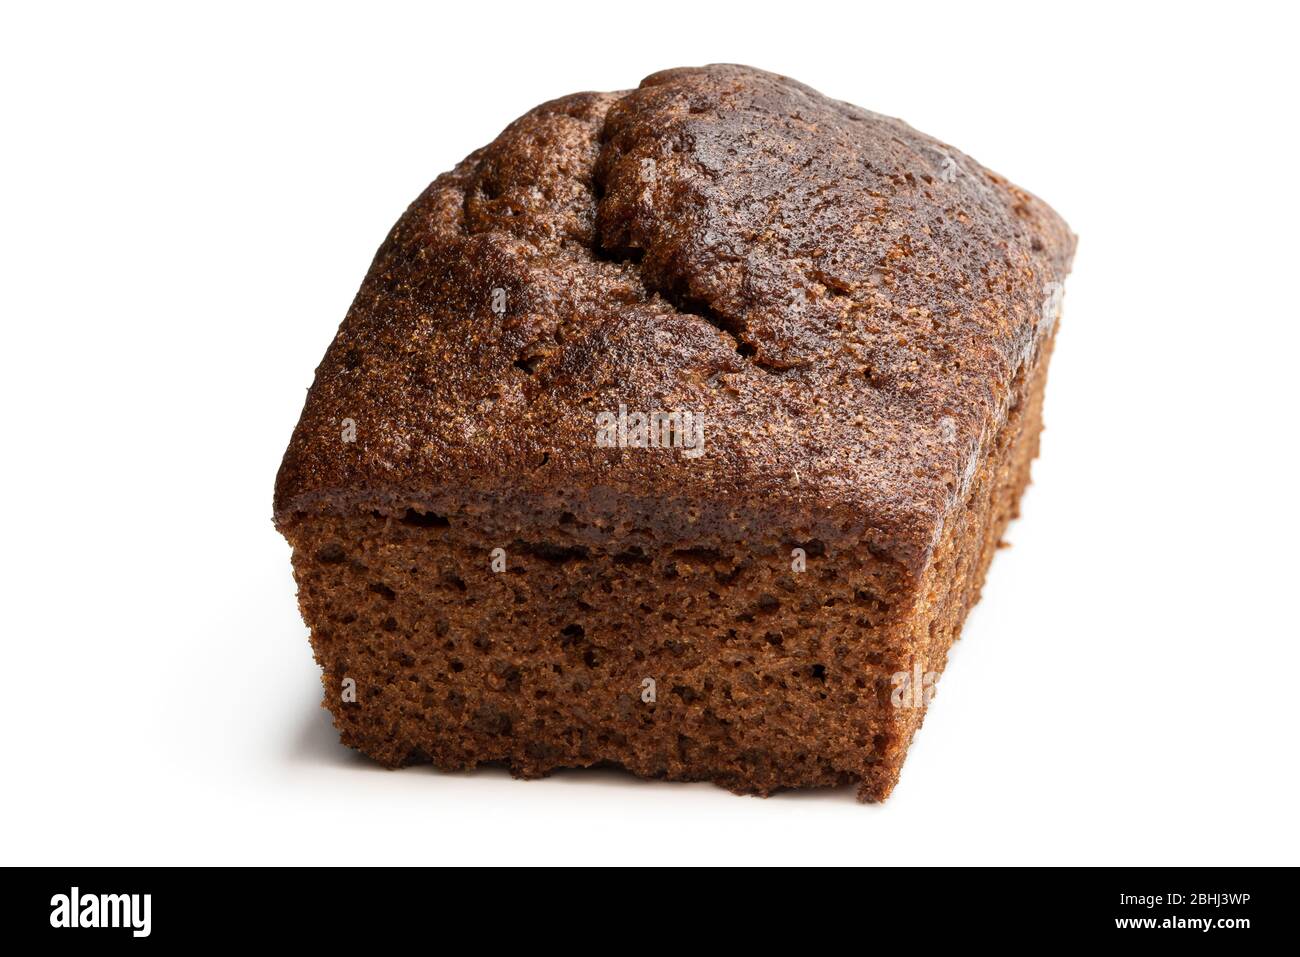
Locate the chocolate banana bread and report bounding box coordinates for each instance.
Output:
[274,64,1075,801]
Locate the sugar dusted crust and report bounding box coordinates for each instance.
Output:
[274,65,1075,800]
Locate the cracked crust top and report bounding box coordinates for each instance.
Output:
[273,64,1075,575]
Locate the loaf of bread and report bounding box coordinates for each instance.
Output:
[274,64,1075,801]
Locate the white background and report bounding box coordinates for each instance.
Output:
[2,1,1296,866]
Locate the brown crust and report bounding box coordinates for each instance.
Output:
[273,64,1075,578]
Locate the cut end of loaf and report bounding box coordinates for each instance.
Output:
[283,504,917,800]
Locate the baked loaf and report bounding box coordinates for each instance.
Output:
[274,64,1075,801]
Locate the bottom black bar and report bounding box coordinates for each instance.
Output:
[7,866,1289,944]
